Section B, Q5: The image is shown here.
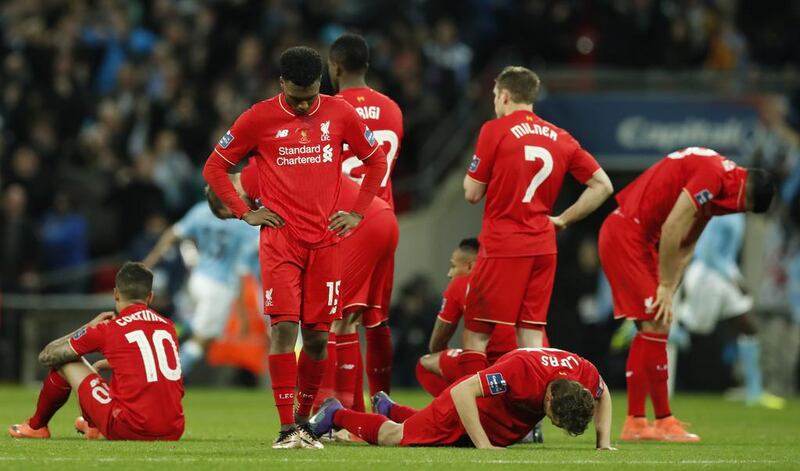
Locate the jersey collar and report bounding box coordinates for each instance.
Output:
[278,93,322,117]
[119,303,148,316]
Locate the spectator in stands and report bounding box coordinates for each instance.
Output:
[0,185,39,292]
[40,190,88,292]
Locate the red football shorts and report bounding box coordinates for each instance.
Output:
[77,374,182,441]
[598,210,659,321]
[400,392,467,446]
[259,227,342,331]
[340,210,398,327]
[438,348,464,384]
[464,254,557,332]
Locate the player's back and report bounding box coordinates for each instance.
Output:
[99,305,184,437]
[468,111,599,257]
[339,87,403,208]
[175,202,258,285]
[615,147,739,244]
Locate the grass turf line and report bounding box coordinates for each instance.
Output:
[0,386,797,470]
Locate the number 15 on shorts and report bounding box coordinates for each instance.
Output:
[326,280,341,315]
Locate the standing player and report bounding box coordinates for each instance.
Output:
[416,238,517,397]
[598,146,775,442]
[309,348,614,450]
[202,46,387,449]
[671,214,784,409]
[328,32,404,398]
[143,197,261,376]
[460,66,613,377]
[9,262,184,441]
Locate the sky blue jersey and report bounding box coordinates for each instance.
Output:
[693,213,745,281]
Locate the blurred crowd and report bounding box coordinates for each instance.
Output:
[1,0,799,296]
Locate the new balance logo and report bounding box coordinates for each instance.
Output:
[265,288,274,307]
[275,129,289,138]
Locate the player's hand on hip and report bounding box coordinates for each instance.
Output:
[328,211,363,236]
[549,215,568,231]
[652,284,674,326]
[243,208,285,228]
[89,311,115,327]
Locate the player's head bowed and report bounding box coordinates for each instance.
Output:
[745,168,776,214]
[280,46,323,114]
[328,33,369,90]
[115,262,154,305]
[546,378,595,437]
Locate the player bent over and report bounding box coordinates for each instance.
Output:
[598,147,775,442]
[9,262,184,440]
[460,66,612,378]
[310,348,614,450]
[416,238,516,397]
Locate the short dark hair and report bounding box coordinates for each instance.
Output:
[280,46,323,87]
[746,168,776,214]
[549,378,595,437]
[458,238,480,254]
[495,66,540,104]
[330,33,369,73]
[116,262,153,301]
[205,186,229,220]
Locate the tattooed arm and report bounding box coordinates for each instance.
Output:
[38,312,115,368]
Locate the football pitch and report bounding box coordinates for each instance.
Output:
[0,387,797,470]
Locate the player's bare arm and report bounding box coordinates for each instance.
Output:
[594,386,615,450]
[429,318,457,353]
[654,191,700,325]
[451,375,503,449]
[39,312,114,367]
[142,228,179,268]
[463,176,487,204]
[551,169,614,231]
[92,359,111,372]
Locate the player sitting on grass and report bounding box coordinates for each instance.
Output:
[416,237,516,397]
[9,262,185,441]
[309,348,614,450]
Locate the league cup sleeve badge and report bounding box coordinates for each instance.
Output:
[486,372,507,395]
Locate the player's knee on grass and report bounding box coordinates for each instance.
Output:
[270,321,300,353]
[58,360,94,390]
[517,325,544,348]
[300,328,329,359]
[420,353,442,375]
[377,421,403,446]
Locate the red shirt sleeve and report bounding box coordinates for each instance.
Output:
[683,159,725,210]
[202,107,258,218]
[437,278,466,324]
[68,321,109,356]
[476,354,531,400]
[568,144,602,184]
[467,122,500,184]
[341,103,387,214]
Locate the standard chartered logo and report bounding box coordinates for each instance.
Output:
[277,144,334,166]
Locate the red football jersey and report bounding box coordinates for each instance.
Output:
[615,147,748,244]
[338,87,404,210]
[467,110,600,257]
[69,304,184,437]
[436,275,516,363]
[212,93,382,248]
[239,159,391,236]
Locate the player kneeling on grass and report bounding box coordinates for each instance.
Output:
[309,348,614,450]
[9,262,185,441]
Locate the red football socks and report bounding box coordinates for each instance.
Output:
[29,369,71,429]
[626,333,649,417]
[296,350,326,419]
[458,350,488,377]
[268,352,297,426]
[352,345,366,412]
[365,325,393,395]
[388,403,418,423]
[333,409,389,445]
[314,334,337,410]
[641,332,671,418]
[416,360,449,397]
[335,333,360,408]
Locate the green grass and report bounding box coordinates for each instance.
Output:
[0,386,798,470]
